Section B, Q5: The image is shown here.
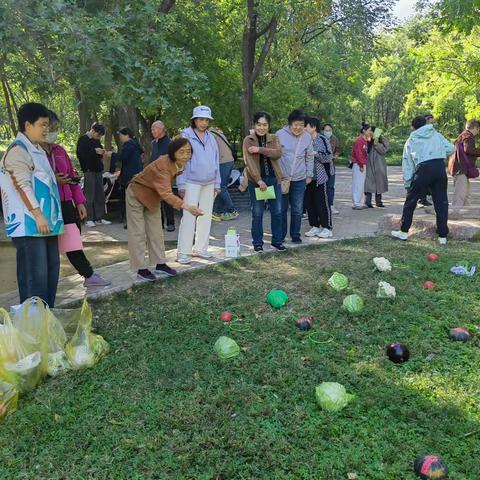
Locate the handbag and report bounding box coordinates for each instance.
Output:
[459,141,479,179]
[281,138,304,194]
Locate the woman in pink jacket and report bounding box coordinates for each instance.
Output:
[351,123,373,209]
[42,111,110,287]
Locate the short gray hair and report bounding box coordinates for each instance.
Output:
[151,120,165,129]
[466,119,480,130]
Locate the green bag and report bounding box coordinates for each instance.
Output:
[266,290,289,309]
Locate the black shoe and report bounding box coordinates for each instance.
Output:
[254,245,263,252]
[123,224,128,229]
[291,238,302,244]
[376,203,385,208]
[272,243,287,251]
[167,224,175,232]
[365,203,374,208]
[418,199,432,207]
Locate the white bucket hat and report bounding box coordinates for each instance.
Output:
[191,105,213,120]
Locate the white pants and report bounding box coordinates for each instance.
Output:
[352,164,366,207]
[177,182,215,256]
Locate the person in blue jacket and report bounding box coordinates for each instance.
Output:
[392,115,454,245]
[110,127,144,226]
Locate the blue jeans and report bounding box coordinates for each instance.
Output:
[248,178,282,247]
[326,173,335,207]
[12,235,60,307]
[281,179,306,242]
[213,161,235,214]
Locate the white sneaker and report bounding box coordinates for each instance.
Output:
[331,207,340,215]
[85,221,96,228]
[305,227,321,237]
[98,219,112,225]
[317,228,333,238]
[391,230,408,241]
[193,251,213,259]
[439,237,447,245]
[177,255,192,264]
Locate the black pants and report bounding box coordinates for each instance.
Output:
[305,182,332,230]
[61,201,94,278]
[162,201,175,227]
[400,159,449,237]
[365,192,382,206]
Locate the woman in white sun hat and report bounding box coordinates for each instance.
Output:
[177,106,220,264]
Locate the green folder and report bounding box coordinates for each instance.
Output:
[255,185,276,200]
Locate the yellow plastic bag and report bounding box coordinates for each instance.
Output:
[12,297,67,357]
[65,300,109,370]
[0,308,46,393]
[0,380,18,421]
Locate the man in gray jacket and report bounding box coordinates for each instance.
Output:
[276,109,314,243]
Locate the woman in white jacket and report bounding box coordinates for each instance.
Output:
[177,106,220,264]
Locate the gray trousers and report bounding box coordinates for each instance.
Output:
[84,171,106,221]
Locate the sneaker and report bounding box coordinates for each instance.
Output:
[193,251,213,259]
[84,272,111,287]
[317,228,333,238]
[438,237,447,245]
[352,206,366,210]
[418,199,432,207]
[302,213,308,221]
[177,255,192,264]
[391,230,408,241]
[254,245,263,252]
[365,203,374,209]
[211,213,223,222]
[155,264,177,276]
[331,207,340,215]
[222,211,239,221]
[137,269,156,281]
[291,238,302,244]
[166,224,175,232]
[271,243,287,251]
[305,227,321,237]
[376,203,386,208]
[98,219,112,225]
[85,220,96,228]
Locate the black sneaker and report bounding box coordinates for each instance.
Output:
[254,245,264,252]
[137,269,156,282]
[155,264,177,276]
[271,243,287,251]
[166,224,175,232]
[365,203,374,208]
[291,238,302,244]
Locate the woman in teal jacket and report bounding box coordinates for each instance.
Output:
[392,116,454,245]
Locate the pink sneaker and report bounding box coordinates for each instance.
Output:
[84,272,111,287]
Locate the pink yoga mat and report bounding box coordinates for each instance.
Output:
[58,223,83,254]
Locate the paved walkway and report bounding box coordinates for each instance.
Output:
[1,166,479,309]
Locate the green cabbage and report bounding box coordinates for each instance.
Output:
[315,382,355,412]
[214,336,240,359]
[266,290,289,309]
[343,294,364,314]
[328,272,349,291]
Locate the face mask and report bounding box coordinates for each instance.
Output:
[46,132,58,144]
[323,131,333,139]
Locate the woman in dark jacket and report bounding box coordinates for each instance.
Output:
[110,127,144,225]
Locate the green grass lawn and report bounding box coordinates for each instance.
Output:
[1,238,479,479]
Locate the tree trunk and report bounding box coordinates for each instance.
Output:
[75,88,91,135]
[240,1,278,136]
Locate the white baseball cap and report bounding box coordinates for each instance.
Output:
[191,105,213,120]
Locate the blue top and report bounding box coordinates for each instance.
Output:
[110,139,144,185]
